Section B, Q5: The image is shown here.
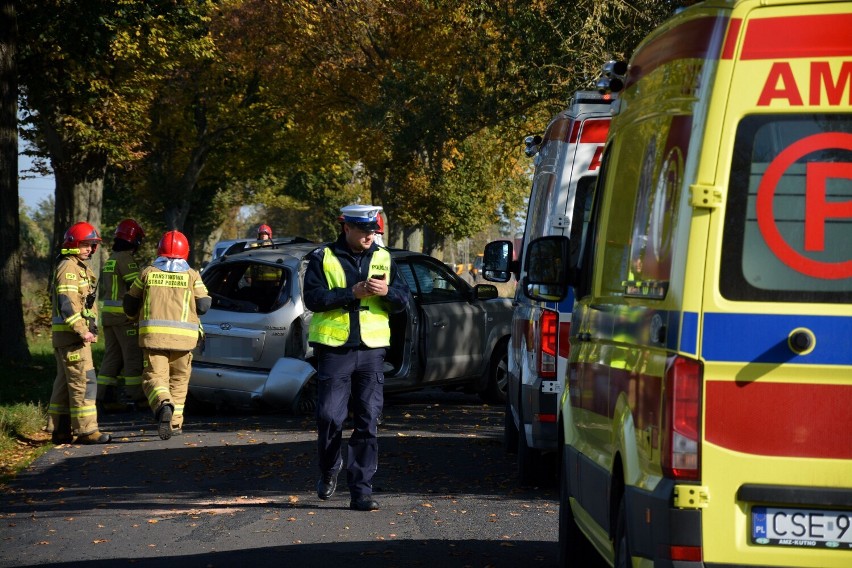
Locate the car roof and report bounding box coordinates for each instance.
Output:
[214,240,436,268]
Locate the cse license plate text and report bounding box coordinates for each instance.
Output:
[752,506,852,549]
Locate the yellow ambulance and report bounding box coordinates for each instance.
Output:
[520,0,852,566]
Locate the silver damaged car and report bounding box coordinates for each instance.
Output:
[190,241,512,412]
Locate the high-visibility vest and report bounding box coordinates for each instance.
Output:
[308,247,391,348]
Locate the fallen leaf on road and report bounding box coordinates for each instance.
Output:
[92,539,108,544]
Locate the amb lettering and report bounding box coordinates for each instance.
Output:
[758,61,852,106]
[148,272,190,288]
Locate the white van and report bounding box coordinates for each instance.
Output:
[483,90,612,484]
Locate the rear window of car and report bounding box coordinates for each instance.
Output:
[720,114,852,303]
[203,261,289,313]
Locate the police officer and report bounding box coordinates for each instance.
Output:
[97,219,146,411]
[123,230,211,440]
[48,221,112,444]
[304,204,409,511]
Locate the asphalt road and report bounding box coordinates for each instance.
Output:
[0,390,559,568]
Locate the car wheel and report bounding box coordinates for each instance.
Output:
[481,339,509,404]
[504,398,519,454]
[613,496,629,568]
[293,374,317,414]
[558,449,603,566]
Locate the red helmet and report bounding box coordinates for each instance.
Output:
[258,224,272,239]
[376,214,385,235]
[63,221,102,249]
[157,230,189,260]
[115,219,145,247]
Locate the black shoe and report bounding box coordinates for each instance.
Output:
[316,469,340,500]
[349,495,380,511]
[171,428,182,436]
[156,403,174,440]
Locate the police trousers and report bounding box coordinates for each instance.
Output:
[315,345,385,498]
[141,349,192,429]
[49,343,99,436]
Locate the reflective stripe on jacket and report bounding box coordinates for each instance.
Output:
[308,247,391,348]
[101,250,142,326]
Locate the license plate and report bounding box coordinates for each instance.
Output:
[751,506,852,549]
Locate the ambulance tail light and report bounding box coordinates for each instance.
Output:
[537,309,558,378]
[661,355,703,480]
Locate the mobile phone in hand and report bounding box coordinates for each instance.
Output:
[372,274,386,280]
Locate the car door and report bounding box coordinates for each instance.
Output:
[397,256,485,384]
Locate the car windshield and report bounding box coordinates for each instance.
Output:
[203,261,289,313]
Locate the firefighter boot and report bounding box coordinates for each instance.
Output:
[51,415,74,445]
[76,430,112,444]
[156,402,174,440]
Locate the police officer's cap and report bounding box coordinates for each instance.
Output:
[340,204,383,232]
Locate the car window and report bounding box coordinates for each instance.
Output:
[203,261,288,313]
[398,258,464,304]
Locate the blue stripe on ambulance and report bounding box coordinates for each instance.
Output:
[702,313,852,365]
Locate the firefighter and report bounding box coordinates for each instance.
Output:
[123,230,211,440]
[48,221,112,444]
[303,204,409,511]
[251,224,273,247]
[97,219,146,412]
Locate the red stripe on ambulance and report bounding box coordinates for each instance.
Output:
[739,14,852,60]
[705,382,852,459]
[625,16,728,89]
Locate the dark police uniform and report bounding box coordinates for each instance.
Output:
[303,234,409,502]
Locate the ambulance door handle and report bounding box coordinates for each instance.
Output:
[578,332,591,342]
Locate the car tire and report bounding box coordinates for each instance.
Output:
[481,339,509,404]
[504,398,519,454]
[558,449,603,566]
[613,495,629,568]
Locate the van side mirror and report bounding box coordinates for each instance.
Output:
[482,240,518,283]
[522,236,571,302]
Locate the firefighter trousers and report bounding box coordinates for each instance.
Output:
[315,346,385,499]
[97,322,144,402]
[49,343,100,436]
[141,349,192,429]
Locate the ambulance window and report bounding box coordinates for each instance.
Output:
[598,115,688,300]
[720,114,852,302]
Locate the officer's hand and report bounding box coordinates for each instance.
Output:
[365,276,388,297]
[82,331,96,343]
[353,281,372,299]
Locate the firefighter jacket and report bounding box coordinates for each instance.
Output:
[100,250,142,327]
[304,236,409,349]
[123,257,211,351]
[52,255,98,348]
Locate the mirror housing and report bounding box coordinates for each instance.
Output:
[473,283,499,300]
[522,236,572,302]
[482,240,518,283]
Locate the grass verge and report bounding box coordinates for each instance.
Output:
[0,336,104,485]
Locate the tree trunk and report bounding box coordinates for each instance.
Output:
[0,0,31,364]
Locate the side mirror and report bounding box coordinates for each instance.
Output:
[482,240,517,283]
[473,284,499,300]
[522,236,571,302]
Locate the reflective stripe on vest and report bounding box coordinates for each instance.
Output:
[308,247,391,348]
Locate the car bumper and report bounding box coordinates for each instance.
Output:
[190,357,315,410]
